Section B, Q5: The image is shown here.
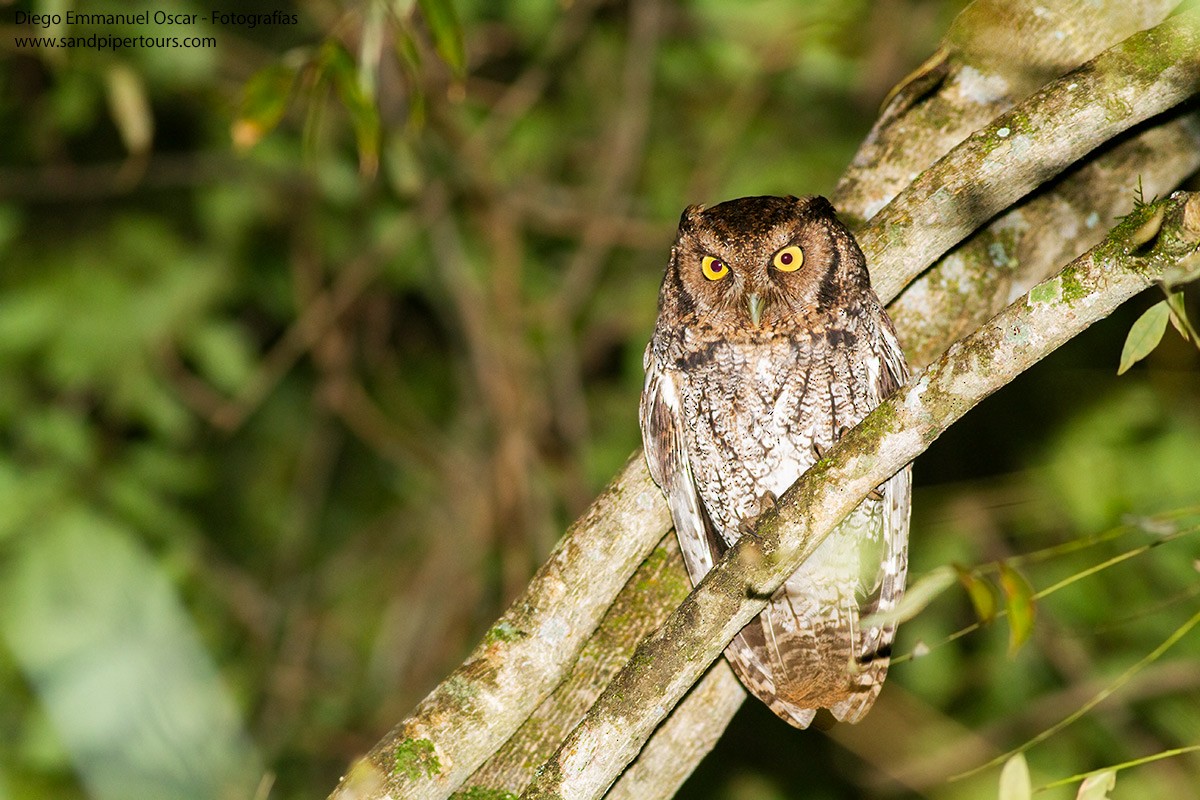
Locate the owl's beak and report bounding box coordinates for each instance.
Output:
[746,293,765,326]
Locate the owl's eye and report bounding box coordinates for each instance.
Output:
[701,255,730,281]
[773,245,804,272]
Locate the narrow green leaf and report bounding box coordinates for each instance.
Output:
[954,564,997,623]
[233,61,299,150]
[999,754,1032,800]
[105,63,154,156]
[396,25,423,72]
[1040,746,1200,791]
[395,29,427,130]
[417,0,466,75]
[997,562,1036,656]
[1166,292,1188,338]
[861,565,955,627]
[358,0,387,100]
[1076,770,1116,800]
[1117,300,1169,375]
[320,40,382,177]
[1165,291,1199,345]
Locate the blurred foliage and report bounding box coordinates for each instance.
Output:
[1,0,1199,799]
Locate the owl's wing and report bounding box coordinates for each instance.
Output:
[826,464,910,723]
[640,359,715,583]
[828,321,912,723]
[641,357,785,711]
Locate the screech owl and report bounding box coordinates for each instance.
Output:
[640,195,911,728]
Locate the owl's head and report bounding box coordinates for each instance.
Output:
[660,195,871,336]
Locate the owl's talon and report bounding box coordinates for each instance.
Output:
[757,490,778,514]
[866,487,884,502]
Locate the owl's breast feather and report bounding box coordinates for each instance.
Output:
[676,337,829,534]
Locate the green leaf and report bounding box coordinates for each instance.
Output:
[999,753,1032,800]
[1,514,264,798]
[395,29,428,129]
[105,63,154,156]
[417,0,466,75]
[184,322,256,394]
[954,564,997,623]
[1076,770,1116,800]
[861,565,955,627]
[998,562,1036,657]
[320,40,382,177]
[1165,291,1199,345]
[1117,301,1169,375]
[233,60,300,150]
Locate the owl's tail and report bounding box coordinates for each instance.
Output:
[724,593,891,729]
[723,467,911,729]
[723,628,818,729]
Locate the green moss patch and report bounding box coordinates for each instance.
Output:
[393,738,441,780]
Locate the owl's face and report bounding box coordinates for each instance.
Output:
[661,195,869,337]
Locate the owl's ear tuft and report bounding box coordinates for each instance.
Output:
[804,195,838,217]
[679,204,705,230]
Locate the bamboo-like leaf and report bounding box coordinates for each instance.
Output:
[999,754,1032,800]
[359,0,386,101]
[1117,300,1169,374]
[320,41,382,177]
[105,63,154,156]
[1165,291,1199,345]
[955,564,998,623]
[953,611,1200,783]
[861,565,955,626]
[997,562,1036,656]
[394,29,427,130]
[417,0,466,76]
[1076,770,1116,800]
[896,516,1200,666]
[233,61,300,151]
[1039,745,1200,792]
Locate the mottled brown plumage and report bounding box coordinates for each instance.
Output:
[640,195,911,728]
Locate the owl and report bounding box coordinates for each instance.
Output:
[640,195,911,728]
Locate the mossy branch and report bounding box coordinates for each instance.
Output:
[859,7,1200,303]
[329,455,673,800]
[520,193,1200,800]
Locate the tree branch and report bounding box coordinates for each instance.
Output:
[603,660,745,800]
[521,192,1200,800]
[328,454,672,800]
[467,537,692,793]
[326,7,1200,800]
[834,0,1181,221]
[859,7,1200,303]
[887,111,1200,368]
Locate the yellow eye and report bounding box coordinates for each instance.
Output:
[701,255,730,281]
[773,245,804,272]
